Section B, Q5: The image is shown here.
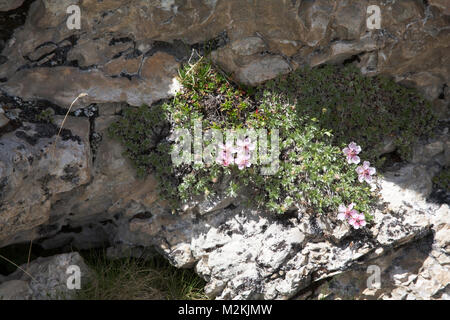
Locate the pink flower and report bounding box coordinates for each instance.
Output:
[216,142,236,167]
[348,212,367,229]
[217,154,233,167]
[337,203,358,221]
[338,203,367,229]
[343,142,361,164]
[356,161,376,183]
[236,137,255,158]
[235,154,252,170]
[218,141,236,158]
[215,138,255,170]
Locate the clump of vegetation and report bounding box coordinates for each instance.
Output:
[109,103,171,178]
[35,107,55,123]
[76,250,207,300]
[109,58,437,219]
[0,245,206,300]
[260,64,437,167]
[432,167,450,191]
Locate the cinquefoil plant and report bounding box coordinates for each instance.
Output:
[109,58,435,220]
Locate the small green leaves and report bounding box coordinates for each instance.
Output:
[259,64,437,168]
[108,59,435,219]
[36,108,55,123]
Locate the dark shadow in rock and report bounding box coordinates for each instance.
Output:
[428,187,450,205]
[428,166,450,205]
[0,241,62,276]
[379,150,404,172]
[0,0,34,44]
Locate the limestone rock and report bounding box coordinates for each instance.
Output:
[411,128,449,166]
[114,160,441,299]
[1,126,442,300]
[0,112,9,128]
[1,63,180,107]
[0,252,91,300]
[231,37,266,56]
[333,0,367,41]
[0,0,24,12]
[379,164,438,210]
[0,280,32,300]
[429,0,450,15]
[0,117,91,247]
[298,0,334,47]
[0,0,447,107]
[308,208,450,300]
[412,141,445,164]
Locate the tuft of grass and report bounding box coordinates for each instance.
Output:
[76,250,207,300]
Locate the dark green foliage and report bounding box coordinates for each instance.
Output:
[260,64,437,167]
[433,167,450,190]
[35,108,55,123]
[108,103,180,207]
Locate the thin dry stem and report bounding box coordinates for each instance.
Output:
[26,239,33,272]
[0,254,37,282]
[51,93,88,159]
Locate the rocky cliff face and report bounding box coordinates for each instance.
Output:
[0,0,449,106]
[0,0,449,300]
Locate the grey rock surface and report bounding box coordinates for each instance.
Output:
[0,252,91,300]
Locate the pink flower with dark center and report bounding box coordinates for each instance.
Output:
[356,161,376,183]
[216,142,235,166]
[348,212,367,229]
[236,137,255,157]
[235,154,252,170]
[217,154,233,167]
[216,142,236,167]
[343,142,361,164]
[218,141,236,158]
[337,203,358,221]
